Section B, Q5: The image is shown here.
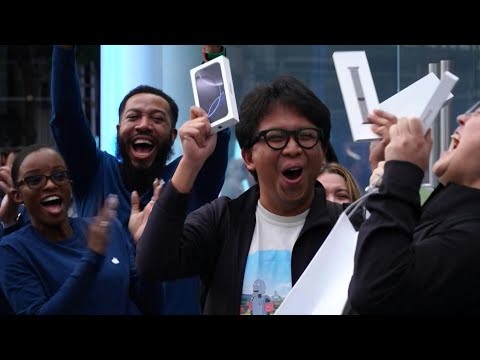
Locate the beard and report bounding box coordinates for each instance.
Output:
[116,134,174,195]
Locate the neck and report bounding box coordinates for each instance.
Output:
[121,161,164,195]
[33,219,73,242]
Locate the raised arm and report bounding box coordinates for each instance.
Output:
[136,107,220,279]
[350,118,437,313]
[50,45,99,193]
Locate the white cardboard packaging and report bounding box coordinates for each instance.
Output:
[190,55,239,133]
[333,51,459,141]
[333,51,380,142]
[379,71,459,134]
[275,212,358,315]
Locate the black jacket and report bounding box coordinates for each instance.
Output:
[349,160,480,314]
[137,181,360,315]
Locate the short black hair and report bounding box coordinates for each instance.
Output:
[235,75,331,150]
[118,85,179,129]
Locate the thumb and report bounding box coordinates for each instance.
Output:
[130,191,140,213]
[190,105,208,120]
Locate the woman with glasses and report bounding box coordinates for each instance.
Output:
[130,75,364,315]
[349,103,480,314]
[0,144,162,314]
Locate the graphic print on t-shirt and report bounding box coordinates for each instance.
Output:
[240,201,308,315]
[240,250,292,315]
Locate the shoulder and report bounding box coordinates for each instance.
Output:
[0,225,35,248]
[100,150,120,167]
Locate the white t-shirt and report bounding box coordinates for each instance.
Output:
[240,201,308,315]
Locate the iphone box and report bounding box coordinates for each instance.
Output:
[190,55,239,133]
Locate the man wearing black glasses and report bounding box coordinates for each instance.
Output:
[132,75,364,315]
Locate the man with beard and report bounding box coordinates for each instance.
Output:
[49,45,230,314]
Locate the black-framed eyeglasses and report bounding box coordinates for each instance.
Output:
[250,127,323,150]
[16,170,71,190]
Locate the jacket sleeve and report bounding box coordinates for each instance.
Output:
[187,128,230,213]
[126,227,165,315]
[136,181,224,281]
[50,45,100,195]
[349,160,480,314]
[0,243,105,315]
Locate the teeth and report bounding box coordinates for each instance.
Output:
[450,134,460,149]
[134,139,153,145]
[43,195,60,202]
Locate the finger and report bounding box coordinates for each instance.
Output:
[190,105,208,120]
[182,119,211,147]
[151,178,164,202]
[5,152,14,168]
[98,195,117,223]
[408,117,423,136]
[373,109,397,122]
[186,117,211,136]
[131,190,140,213]
[389,124,399,139]
[369,112,395,127]
[105,194,119,212]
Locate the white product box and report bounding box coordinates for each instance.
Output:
[333,51,459,141]
[190,55,239,134]
[333,51,380,142]
[379,71,459,134]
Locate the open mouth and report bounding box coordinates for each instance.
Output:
[41,195,63,214]
[449,134,460,151]
[282,167,303,181]
[131,138,155,158]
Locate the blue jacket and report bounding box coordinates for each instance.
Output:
[49,46,230,314]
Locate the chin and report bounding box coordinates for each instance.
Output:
[132,158,154,170]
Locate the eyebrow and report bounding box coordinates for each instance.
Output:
[23,166,67,176]
[125,108,168,116]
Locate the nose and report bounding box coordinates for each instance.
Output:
[135,116,151,130]
[457,113,469,126]
[43,176,57,189]
[325,193,336,203]
[281,135,302,154]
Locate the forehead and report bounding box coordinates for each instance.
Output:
[20,149,66,174]
[124,93,171,114]
[257,106,316,131]
[318,172,346,186]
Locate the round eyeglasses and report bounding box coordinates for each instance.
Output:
[16,170,71,190]
[250,128,323,150]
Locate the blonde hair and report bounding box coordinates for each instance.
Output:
[319,162,361,202]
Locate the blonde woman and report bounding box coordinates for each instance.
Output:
[317,162,361,204]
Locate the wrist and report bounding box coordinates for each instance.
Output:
[202,46,226,62]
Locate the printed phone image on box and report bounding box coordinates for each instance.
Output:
[190,55,239,133]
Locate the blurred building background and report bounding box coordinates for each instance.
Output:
[1,45,479,195]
